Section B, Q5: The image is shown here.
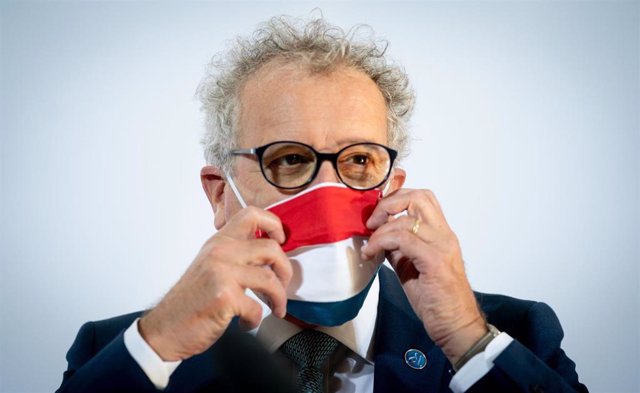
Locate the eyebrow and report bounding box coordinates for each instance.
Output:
[337,138,377,145]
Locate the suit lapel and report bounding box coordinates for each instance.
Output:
[373,267,453,393]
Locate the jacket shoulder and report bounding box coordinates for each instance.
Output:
[87,311,145,349]
[474,292,565,356]
[474,291,537,317]
[68,310,144,364]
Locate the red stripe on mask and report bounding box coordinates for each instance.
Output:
[260,186,382,252]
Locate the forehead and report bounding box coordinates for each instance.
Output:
[236,60,388,150]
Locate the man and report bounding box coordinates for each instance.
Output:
[57,16,588,393]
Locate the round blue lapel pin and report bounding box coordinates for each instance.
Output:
[404,349,427,370]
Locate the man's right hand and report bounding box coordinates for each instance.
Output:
[138,207,292,361]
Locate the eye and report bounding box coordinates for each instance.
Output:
[272,153,311,167]
[341,153,371,167]
[349,154,369,165]
[262,143,314,170]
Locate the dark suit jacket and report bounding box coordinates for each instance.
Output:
[57,267,588,392]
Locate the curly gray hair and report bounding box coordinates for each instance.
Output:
[197,15,415,174]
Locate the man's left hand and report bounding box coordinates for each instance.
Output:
[361,188,488,365]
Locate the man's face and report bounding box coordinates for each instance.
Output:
[207,61,404,227]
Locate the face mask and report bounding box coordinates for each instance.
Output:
[264,183,385,326]
[225,174,386,326]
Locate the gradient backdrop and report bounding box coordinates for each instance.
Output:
[1,1,638,392]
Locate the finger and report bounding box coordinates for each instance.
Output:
[232,239,293,288]
[366,189,414,228]
[361,214,446,263]
[366,215,435,241]
[223,206,286,244]
[362,227,432,263]
[386,249,408,267]
[235,265,288,318]
[414,190,448,225]
[235,295,264,330]
[367,189,445,230]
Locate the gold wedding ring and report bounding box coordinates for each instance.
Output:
[411,217,421,235]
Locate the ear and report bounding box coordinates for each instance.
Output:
[200,166,227,229]
[387,167,406,194]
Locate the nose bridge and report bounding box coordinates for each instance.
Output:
[312,155,340,185]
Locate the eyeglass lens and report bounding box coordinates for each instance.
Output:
[260,142,392,189]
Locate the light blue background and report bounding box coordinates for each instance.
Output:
[1,1,638,392]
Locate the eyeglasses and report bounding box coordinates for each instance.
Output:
[230,141,398,190]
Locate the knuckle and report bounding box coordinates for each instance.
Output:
[206,242,232,261]
[442,231,459,249]
[252,266,270,282]
[234,207,251,223]
[212,286,235,308]
[263,269,280,286]
[203,233,218,246]
[208,260,229,278]
[205,242,222,256]
[244,206,262,221]
[419,189,435,200]
[264,238,282,253]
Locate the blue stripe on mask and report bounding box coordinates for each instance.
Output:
[286,268,380,326]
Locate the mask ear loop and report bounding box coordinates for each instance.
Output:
[224,170,248,208]
[382,168,408,220]
[381,168,394,197]
[225,171,267,239]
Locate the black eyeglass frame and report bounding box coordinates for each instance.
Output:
[230,140,398,191]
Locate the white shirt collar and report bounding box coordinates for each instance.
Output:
[248,273,380,363]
